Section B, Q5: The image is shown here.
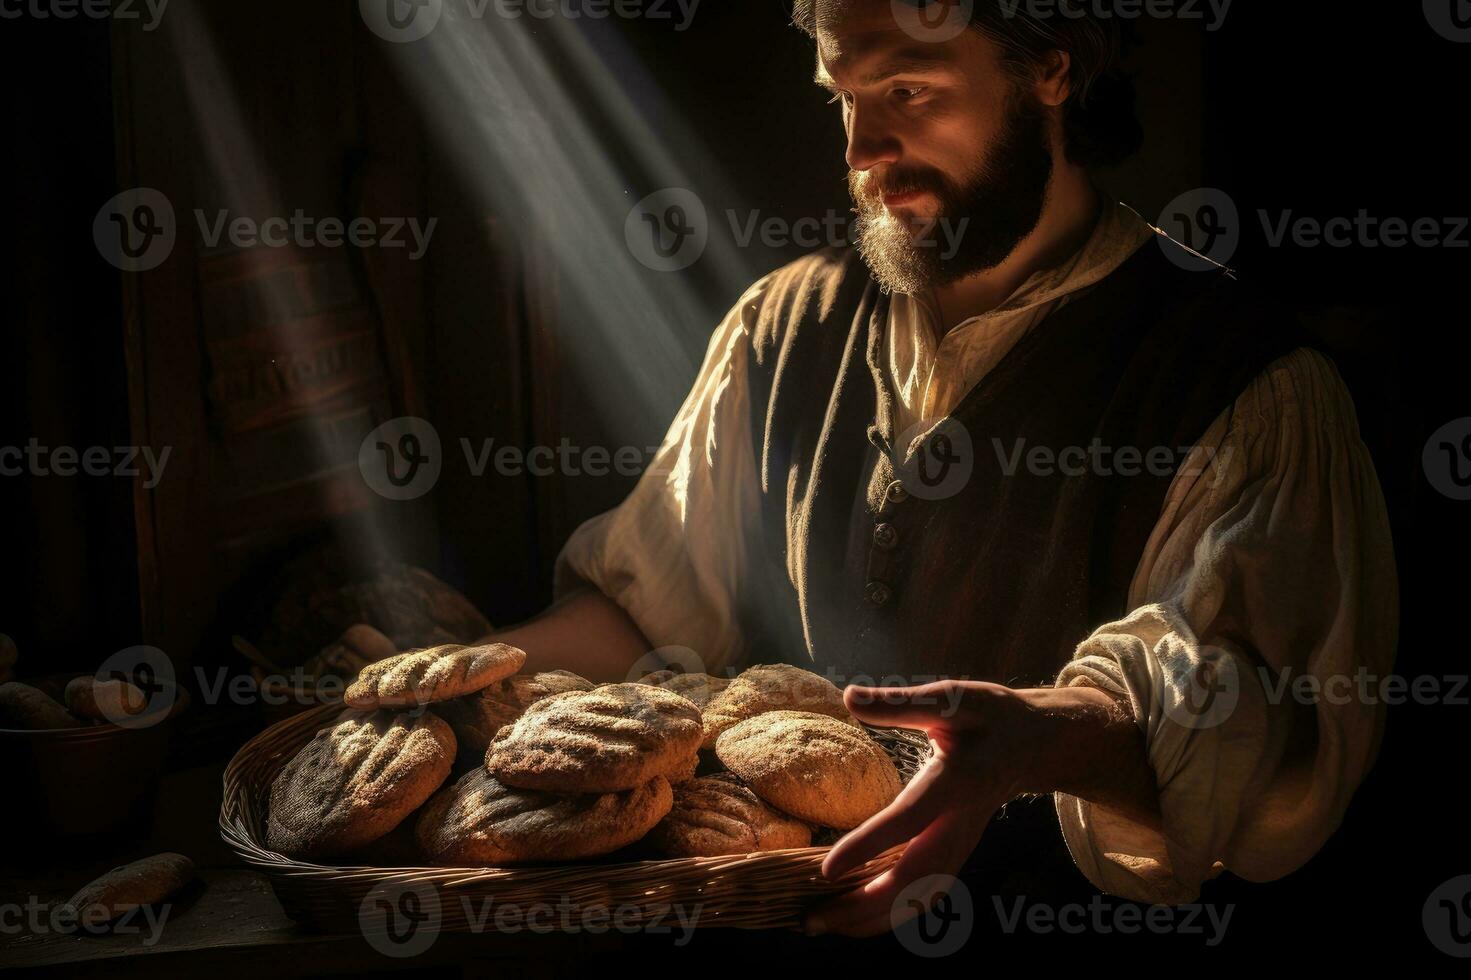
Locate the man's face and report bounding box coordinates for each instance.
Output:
[814,1,1056,293]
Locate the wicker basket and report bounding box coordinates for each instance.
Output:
[221,701,932,933]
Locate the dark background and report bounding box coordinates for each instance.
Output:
[2,0,1466,969]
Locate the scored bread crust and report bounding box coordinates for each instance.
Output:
[343,643,526,708]
[416,767,673,865]
[636,670,732,710]
[647,774,812,857]
[715,710,901,830]
[700,664,855,749]
[436,670,594,756]
[484,683,702,794]
[267,709,456,858]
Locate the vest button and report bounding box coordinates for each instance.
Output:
[864,580,893,606]
[887,480,909,504]
[873,522,898,550]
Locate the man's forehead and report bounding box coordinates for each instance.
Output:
[811,0,969,81]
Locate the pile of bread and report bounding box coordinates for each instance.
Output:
[265,643,903,864]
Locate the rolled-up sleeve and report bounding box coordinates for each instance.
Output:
[552,276,772,675]
[1054,347,1399,904]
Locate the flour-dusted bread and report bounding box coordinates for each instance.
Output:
[415,767,673,865]
[343,642,525,708]
[267,709,456,858]
[715,711,901,830]
[636,670,732,710]
[63,853,197,926]
[0,681,80,730]
[700,664,855,749]
[436,670,594,757]
[484,683,702,794]
[64,676,148,722]
[648,773,812,857]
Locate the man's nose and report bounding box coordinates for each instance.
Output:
[845,104,901,173]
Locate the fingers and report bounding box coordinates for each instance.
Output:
[844,681,960,729]
[822,756,946,880]
[805,809,982,938]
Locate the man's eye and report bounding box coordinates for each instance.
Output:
[893,86,928,102]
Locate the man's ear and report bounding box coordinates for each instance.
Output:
[1033,50,1074,108]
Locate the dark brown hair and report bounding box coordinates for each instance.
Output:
[791,0,1143,168]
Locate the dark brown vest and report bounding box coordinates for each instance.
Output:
[736,237,1316,688]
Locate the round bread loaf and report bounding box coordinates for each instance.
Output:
[715,710,901,830]
[64,676,148,722]
[636,670,731,710]
[700,664,854,749]
[63,853,196,926]
[648,773,812,857]
[484,683,702,794]
[343,643,525,708]
[436,670,594,757]
[415,767,672,865]
[0,681,80,730]
[267,709,456,858]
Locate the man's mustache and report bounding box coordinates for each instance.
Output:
[849,168,950,202]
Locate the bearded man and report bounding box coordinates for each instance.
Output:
[486,0,1398,938]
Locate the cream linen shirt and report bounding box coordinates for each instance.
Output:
[554,200,1399,905]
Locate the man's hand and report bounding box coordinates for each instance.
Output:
[803,680,1157,938]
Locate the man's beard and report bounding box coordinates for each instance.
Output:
[849,90,1055,295]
